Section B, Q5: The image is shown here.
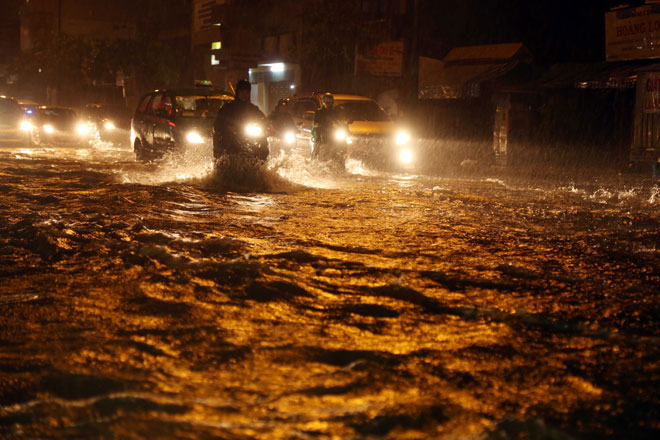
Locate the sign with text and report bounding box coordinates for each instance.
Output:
[638,72,660,114]
[356,41,403,77]
[606,5,660,61]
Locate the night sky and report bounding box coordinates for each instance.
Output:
[420,0,639,63]
[0,0,649,65]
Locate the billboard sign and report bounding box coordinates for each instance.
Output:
[356,41,403,77]
[606,4,660,62]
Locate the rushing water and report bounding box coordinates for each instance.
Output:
[0,140,659,439]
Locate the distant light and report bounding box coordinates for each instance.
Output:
[43,124,54,133]
[20,120,32,131]
[213,22,221,27]
[104,121,115,130]
[211,41,222,50]
[38,68,42,73]
[270,63,285,73]
[211,55,220,66]
[26,109,33,114]
[290,84,295,90]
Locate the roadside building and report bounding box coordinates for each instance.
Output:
[16,0,191,107]
[416,43,534,166]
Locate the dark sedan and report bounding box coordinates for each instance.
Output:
[82,104,132,147]
[31,106,93,148]
[131,88,233,161]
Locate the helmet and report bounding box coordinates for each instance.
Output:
[236,79,251,93]
[322,93,334,107]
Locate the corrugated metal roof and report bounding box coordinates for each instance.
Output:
[505,61,660,92]
[418,43,531,99]
[443,42,531,64]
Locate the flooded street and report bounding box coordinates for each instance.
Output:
[1,141,659,439]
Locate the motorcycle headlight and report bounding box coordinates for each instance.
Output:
[20,120,32,131]
[395,131,411,145]
[284,131,295,144]
[186,131,204,144]
[77,123,89,135]
[399,148,413,164]
[334,128,348,141]
[104,121,116,130]
[43,124,54,134]
[245,124,263,137]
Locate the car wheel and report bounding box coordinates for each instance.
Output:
[134,138,146,162]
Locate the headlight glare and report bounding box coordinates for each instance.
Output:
[104,121,116,130]
[245,124,263,137]
[20,121,32,131]
[43,124,54,134]
[186,131,204,144]
[396,131,410,145]
[284,131,295,144]
[77,123,89,135]
[399,148,413,164]
[334,128,348,141]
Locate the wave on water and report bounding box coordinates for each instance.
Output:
[200,154,303,194]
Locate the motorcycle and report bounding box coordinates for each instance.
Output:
[311,122,351,167]
[213,120,269,162]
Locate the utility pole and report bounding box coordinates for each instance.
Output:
[402,0,419,111]
[54,0,62,104]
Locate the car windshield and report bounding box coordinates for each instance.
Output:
[334,100,390,122]
[39,108,77,122]
[86,105,129,120]
[175,95,231,118]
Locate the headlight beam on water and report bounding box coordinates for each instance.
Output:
[186,131,204,144]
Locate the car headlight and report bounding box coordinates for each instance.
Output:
[77,123,89,135]
[399,148,413,164]
[395,131,410,145]
[20,120,32,131]
[334,128,348,141]
[186,131,204,144]
[284,131,295,144]
[104,121,116,130]
[43,124,54,134]
[245,124,263,137]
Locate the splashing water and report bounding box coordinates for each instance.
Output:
[116,141,215,185]
[649,185,660,204]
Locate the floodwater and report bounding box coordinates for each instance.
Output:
[0,138,659,439]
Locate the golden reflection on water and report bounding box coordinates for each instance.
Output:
[0,149,658,438]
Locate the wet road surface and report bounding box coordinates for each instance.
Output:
[0,141,659,439]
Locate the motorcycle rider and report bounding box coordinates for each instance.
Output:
[311,93,342,159]
[212,79,265,159]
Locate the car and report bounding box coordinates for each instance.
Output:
[0,95,32,147]
[272,92,416,169]
[82,104,131,147]
[131,87,233,161]
[18,100,39,119]
[31,106,93,147]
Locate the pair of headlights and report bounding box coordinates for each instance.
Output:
[23,122,95,135]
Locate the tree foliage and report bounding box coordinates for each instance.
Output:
[8,32,187,97]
